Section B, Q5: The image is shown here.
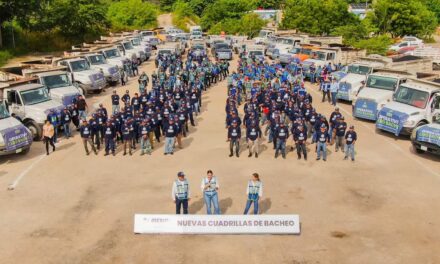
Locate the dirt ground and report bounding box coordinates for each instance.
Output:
[1,16,440,264]
[1,51,440,264]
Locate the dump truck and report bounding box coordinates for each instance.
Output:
[66,49,121,85]
[352,70,414,121]
[376,78,440,136]
[54,57,106,96]
[1,63,82,107]
[0,76,64,140]
[337,55,432,102]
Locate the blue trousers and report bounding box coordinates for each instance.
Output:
[317,142,327,159]
[204,192,220,215]
[244,198,259,215]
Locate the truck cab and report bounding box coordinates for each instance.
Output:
[98,47,131,71]
[56,58,106,96]
[129,37,150,61]
[254,29,275,45]
[212,42,233,60]
[116,41,142,63]
[353,71,411,121]
[376,79,440,136]
[337,63,378,101]
[35,71,82,107]
[82,53,121,85]
[0,100,33,155]
[2,83,64,140]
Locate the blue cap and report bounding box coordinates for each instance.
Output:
[177,171,185,177]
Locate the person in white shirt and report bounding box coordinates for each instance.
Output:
[243,173,263,215]
[330,78,339,106]
[172,171,190,214]
[200,170,220,215]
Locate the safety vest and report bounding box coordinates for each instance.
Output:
[204,177,217,194]
[175,179,189,200]
[248,181,261,201]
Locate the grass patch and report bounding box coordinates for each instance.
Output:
[0,50,13,67]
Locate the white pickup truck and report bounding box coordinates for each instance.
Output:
[376,79,440,136]
[1,82,64,140]
[55,58,106,96]
[0,100,33,155]
[352,70,413,121]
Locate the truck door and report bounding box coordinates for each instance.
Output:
[7,90,25,119]
[429,93,440,123]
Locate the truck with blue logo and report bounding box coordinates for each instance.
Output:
[54,57,106,96]
[0,99,33,155]
[376,79,440,136]
[337,55,432,102]
[352,70,413,121]
[411,116,440,155]
[1,64,83,108]
[0,80,64,140]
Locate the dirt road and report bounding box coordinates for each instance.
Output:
[1,52,440,263]
[158,13,173,28]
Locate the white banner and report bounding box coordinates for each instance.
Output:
[134,214,300,235]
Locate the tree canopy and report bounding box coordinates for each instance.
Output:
[107,0,158,31]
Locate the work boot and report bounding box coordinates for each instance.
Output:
[255,153,258,158]
[129,152,132,156]
[248,153,252,157]
[104,153,109,156]
[344,156,348,160]
[236,152,239,157]
[123,152,127,156]
[86,151,90,156]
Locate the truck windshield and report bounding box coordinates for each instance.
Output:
[20,87,51,105]
[394,85,429,109]
[88,55,107,65]
[142,32,155,37]
[366,76,398,91]
[288,48,301,54]
[302,49,312,55]
[0,102,10,119]
[42,74,70,89]
[70,60,90,72]
[216,44,229,50]
[311,51,326,61]
[347,65,371,75]
[192,31,202,36]
[104,49,121,58]
[249,51,263,56]
[131,39,141,46]
[158,50,172,56]
[258,31,269,38]
[123,42,134,50]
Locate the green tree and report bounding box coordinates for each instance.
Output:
[352,35,393,55]
[107,0,158,31]
[281,0,359,35]
[366,0,437,38]
[422,0,440,22]
[20,0,109,41]
[0,0,41,47]
[187,0,216,17]
[159,0,177,11]
[249,0,286,9]
[200,0,253,30]
[238,13,266,37]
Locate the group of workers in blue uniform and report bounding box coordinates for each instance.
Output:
[76,50,227,156]
[224,56,358,161]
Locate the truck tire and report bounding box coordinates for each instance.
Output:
[25,120,42,141]
[20,147,30,155]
